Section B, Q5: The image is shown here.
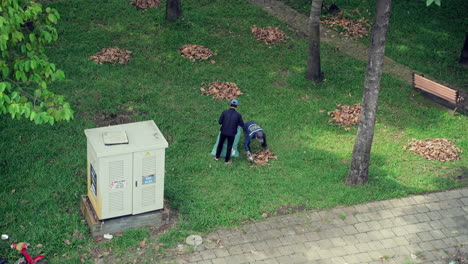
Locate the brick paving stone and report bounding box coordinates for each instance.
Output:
[200,250,217,260]
[355,242,371,253]
[355,222,372,233]
[342,225,359,235]
[253,241,269,251]
[304,232,320,242]
[418,231,434,242]
[213,248,230,258]
[328,256,346,264]
[380,229,396,239]
[426,202,442,211]
[330,237,347,247]
[341,234,359,244]
[355,213,371,222]
[262,247,283,258]
[279,226,296,236]
[196,260,213,264]
[264,238,282,249]
[369,241,386,251]
[354,232,372,243]
[276,253,307,264]
[211,258,226,264]
[429,220,445,230]
[367,221,383,231]
[380,238,398,249]
[277,245,295,256]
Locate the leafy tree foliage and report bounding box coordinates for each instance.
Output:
[0,0,73,125]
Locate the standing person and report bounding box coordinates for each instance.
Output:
[215,99,244,164]
[244,121,268,162]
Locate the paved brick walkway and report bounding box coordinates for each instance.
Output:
[173,188,468,263]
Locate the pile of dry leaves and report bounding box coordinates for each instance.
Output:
[130,0,161,9]
[252,149,278,165]
[89,48,133,64]
[407,138,462,162]
[328,104,361,127]
[200,81,242,100]
[251,26,287,44]
[321,16,369,39]
[180,44,216,61]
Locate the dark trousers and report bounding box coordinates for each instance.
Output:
[216,133,235,162]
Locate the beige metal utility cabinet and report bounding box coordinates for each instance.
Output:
[84,120,168,220]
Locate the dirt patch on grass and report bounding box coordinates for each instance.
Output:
[275,205,307,216]
[91,111,136,127]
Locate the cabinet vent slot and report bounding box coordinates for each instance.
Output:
[109,160,124,183]
[142,156,157,176]
[141,187,155,207]
[109,192,124,211]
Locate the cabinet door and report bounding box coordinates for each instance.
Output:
[132,150,164,214]
[101,154,133,219]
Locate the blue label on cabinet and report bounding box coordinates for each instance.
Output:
[142,175,156,184]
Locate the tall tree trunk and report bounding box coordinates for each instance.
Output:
[166,0,182,23]
[346,0,392,185]
[305,0,324,82]
[459,33,468,65]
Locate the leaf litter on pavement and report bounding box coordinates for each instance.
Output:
[406,138,462,162]
[328,104,361,127]
[130,0,161,9]
[251,26,287,44]
[89,48,133,64]
[200,81,242,100]
[180,44,216,61]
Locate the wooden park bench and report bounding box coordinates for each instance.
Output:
[412,73,466,112]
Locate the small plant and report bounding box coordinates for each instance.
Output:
[338,213,346,220]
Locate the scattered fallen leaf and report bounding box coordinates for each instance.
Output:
[89,48,133,65]
[319,109,326,113]
[251,250,259,255]
[36,244,43,248]
[180,44,216,61]
[130,0,161,9]
[20,200,29,204]
[19,225,25,231]
[251,25,287,44]
[406,138,462,162]
[262,212,268,218]
[200,81,242,100]
[11,189,15,193]
[64,239,71,245]
[139,240,147,248]
[328,103,361,127]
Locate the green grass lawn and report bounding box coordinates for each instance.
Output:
[0,0,466,262]
[279,0,468,90]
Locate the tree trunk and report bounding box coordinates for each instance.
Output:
[166,0,182,23]
[305,0,324,83]
[346,0,392,185]
[459,33,468,65]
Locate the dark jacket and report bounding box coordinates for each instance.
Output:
[243,121,267,152]
[219,108,244,136]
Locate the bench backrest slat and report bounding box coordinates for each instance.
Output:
[413,74,458,104]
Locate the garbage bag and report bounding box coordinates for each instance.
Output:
[210,126,242,158]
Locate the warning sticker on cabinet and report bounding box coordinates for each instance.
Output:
[110,180,126,189]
